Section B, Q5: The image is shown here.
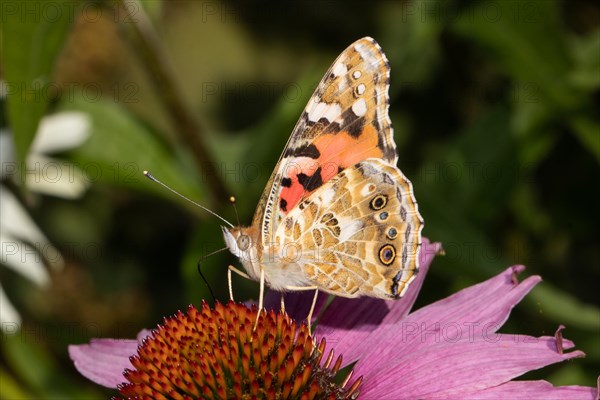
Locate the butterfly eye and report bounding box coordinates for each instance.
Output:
[237,235,250,251]
[379,244,396,266]
[370,194,388,210]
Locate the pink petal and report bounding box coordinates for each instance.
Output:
[347,264,539,368]
[449,379,598,400]
[359,334,585,399]
[68,339,138,388]
[402,265,540,337]
[316,239,440,354]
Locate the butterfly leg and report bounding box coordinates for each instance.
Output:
[227,264,251,302]
[284,285,319,335]
[254,267,266,332]
[307,289,319,336]
[227,269,234,301]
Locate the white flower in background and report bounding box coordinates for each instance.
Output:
[0,110,91,330]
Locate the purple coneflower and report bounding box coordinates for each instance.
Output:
[69,239,598,399]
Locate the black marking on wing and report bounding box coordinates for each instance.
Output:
[284,143,321,159]
[297,167,323,191]
[372,116,382,133]
[322,121,341,135]
[382,173,394,185]
[280,198,288,212]
[391,270,404,298]
[281,177,292,187]
[378,132,397,161]
[346,115,366,138]
[324,108,366,138]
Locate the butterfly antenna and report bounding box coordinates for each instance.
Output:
[144,170,234,228]
[229,196,241,227]
[197,246,228,302]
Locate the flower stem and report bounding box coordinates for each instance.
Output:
[114,0,228,200]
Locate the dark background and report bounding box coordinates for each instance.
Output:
[2,0,598,397]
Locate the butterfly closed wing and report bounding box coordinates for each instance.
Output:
[223,37,423,306]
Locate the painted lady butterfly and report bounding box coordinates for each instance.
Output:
[222,37,423,315]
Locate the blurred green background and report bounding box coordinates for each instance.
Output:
[1,0,598,398]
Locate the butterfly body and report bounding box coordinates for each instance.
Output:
[223,37,423,300]
[222,226,313,291]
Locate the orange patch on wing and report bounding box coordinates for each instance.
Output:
[315,125,382,181]
[280,175,303,212]
[279,126,383,214]
[279,157,318,214]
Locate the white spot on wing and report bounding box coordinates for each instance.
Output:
[320,187,335,205]
[352,70,362,79]
[351,98,367,117]
[356,84,366,95]
[308,102,342,123]
[332,62,348,77]
[354,41,379,73]
[360,184,374,197]
[305,96,316,114]
[338,219,363,242]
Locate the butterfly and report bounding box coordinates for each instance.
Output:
[222,37,423,320]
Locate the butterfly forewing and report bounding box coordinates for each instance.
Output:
[255,37,397,245]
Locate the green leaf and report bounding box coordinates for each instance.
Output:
[527,282,600,331]
[376,0,444,90]
[511,97,554,138]
[417,106,518,223]
[452,0,579,109]
[569,30,600,91]
[509,183,551,236]
[204,128,256,214]
[0,369,33,400]
[415,110,516,282]
[547,364,596,387]
[3,0,74,163]
[513,119,558,167]
[63,97,208,211]
[1,329,100,398]
[181,223,222,304]
[139,0,163,22]
[569,115,600,162]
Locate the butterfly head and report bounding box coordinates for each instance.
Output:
[222,226,261,281]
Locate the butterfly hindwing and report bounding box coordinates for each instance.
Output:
[274,159,423,299]
[255,37,397,245]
